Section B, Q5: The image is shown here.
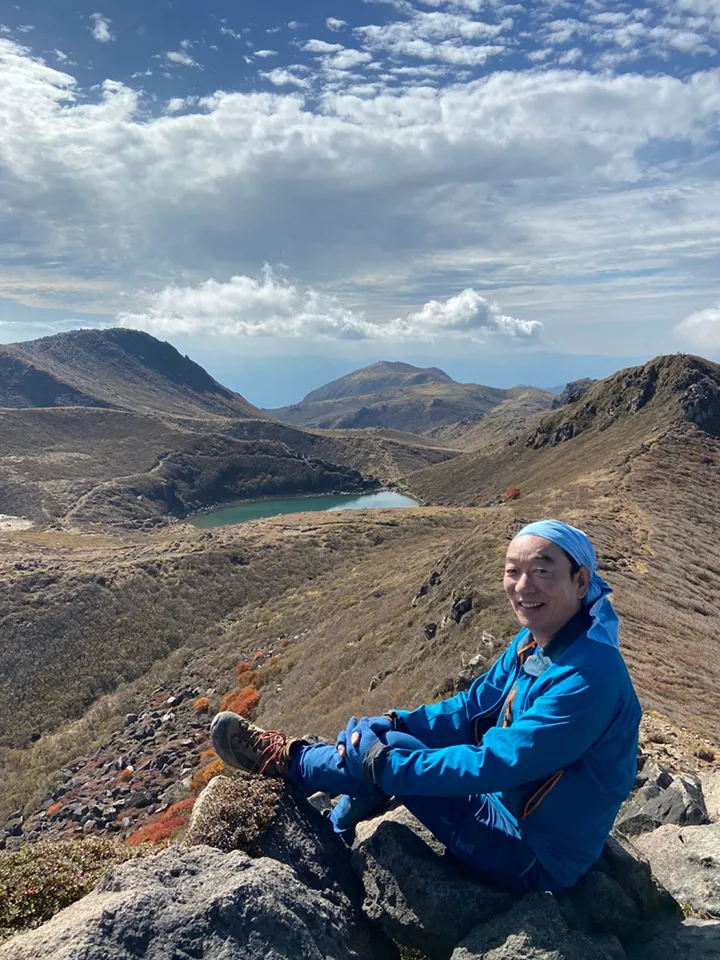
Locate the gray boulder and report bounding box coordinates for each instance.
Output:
[617,775,709,838]
[450,893,608,959]
[633,823,720,917]
[0,845,394,960]
[351,804,513,958]
[350,805,679,959]
[184,775,396,958]
[558,832,680,941]
[634,758,673,793]
[627,918,720,960]
[700,769,720,823]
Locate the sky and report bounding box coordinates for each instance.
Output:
[0,0,719,407]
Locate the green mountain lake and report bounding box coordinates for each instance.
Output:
[189,490,420,528]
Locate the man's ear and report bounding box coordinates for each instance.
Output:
[577,566,591,599]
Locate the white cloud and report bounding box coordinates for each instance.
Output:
[675,304,720,350]
[405,288,542,340]
[254,49,278,58]
[558,47,582,64]
[260,68,310,88]
[527,48,552,62]
[118,268,541,342]
[356,12,511,65]
[165,50,199,67]
[166,97,186,113]
[327,49,374,70]
[303,39,345,53]
[89,13,113,44]
[2,34,720,354]
[327,18,348,31]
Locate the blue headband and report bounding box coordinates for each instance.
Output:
[513,519,619,649]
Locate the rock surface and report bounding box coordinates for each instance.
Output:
[617,773,709,838]
[0,845,395,960]
[627,918,720,960]
[186,775,367,907]
[450,893,608,960]
[633,823,720,917]
[351,804,679,959]
[352,804,512,958]
[700,769,720,823]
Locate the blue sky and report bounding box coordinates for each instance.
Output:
[1,1,719,405]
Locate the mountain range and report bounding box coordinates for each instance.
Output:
[2,330,720,936]
[269,360,555,436]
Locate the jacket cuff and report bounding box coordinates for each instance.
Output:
[385,710,410,733]
[364,742,392,785]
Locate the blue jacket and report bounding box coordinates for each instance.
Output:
[380,609,642,887]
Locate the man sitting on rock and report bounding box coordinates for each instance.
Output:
[211,520,642,895]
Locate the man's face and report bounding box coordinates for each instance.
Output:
[503,535,590,643]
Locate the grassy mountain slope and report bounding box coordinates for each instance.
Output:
[301,360,455,401]
[1,328,264,419]
[407,354,720,505]
[0,408,454,525]
[427,391,555,451]
[269,361,553,435]
[3,352,720,827]
[0,333,458,526]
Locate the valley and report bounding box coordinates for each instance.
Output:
[2,331,720,942]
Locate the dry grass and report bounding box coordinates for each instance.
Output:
[3,355,720,828]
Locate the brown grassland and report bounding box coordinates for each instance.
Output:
[2,352,720,830]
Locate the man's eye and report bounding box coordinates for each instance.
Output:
[505,569,517,576]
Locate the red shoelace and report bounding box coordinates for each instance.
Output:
[253,730,289,775]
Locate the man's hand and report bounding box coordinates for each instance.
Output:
[336,713,398,763]
[340,716,389,783]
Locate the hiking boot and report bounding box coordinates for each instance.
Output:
[210,711,306,779]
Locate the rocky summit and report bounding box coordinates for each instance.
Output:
[2,345,720,958]
[2,762,719,960]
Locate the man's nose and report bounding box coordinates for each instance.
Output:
[516,572,533,592]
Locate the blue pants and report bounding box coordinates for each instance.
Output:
[289,730,562,895]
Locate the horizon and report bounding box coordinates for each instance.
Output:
[0,323,692,408]
[1,0,719,398]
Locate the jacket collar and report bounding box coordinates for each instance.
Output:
[537,606,592,663]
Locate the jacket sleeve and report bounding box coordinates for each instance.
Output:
[393,638,518,749]
[380,661,620,797]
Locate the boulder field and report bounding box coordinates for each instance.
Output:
[2,763,719,960]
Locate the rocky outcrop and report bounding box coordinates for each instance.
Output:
[450,893,609,960]
[350,803,680,959]
[616,768,710,838]
[6,758,720,960]
[0,845,393,960]
[352,805,513,957]
[700,769,720,822]
[633,823,720,917]
[627,918,720,960]
[185,775,368,909]
[552,379,596,410]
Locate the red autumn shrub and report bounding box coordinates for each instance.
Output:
[221,685,260,718]
[199,748,217,763]
[192,696,210,714]
[504,488,521,501]
[46,801,64,817]
[127,798,196,846]
[235,661,252,675]
[190,758,225,793]
[117,768,133,781]
[252,650,264,660]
